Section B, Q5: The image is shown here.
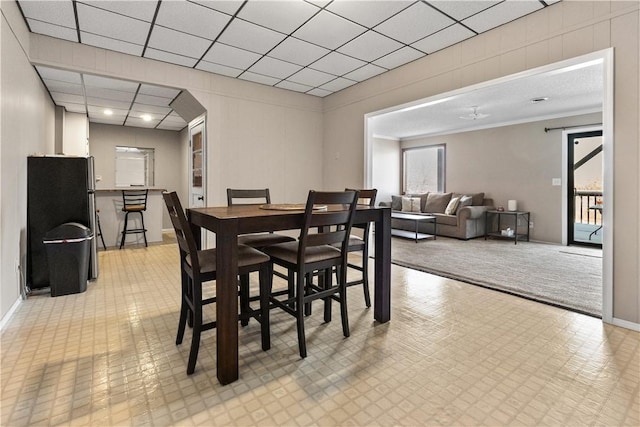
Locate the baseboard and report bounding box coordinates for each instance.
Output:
[0,297,22,331]
[611,317,640,332]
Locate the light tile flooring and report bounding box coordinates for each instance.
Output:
[2,240,638,426]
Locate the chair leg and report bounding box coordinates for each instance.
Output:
[259,263,272,351]
[239,274,250,327]
[339,267,350,338]
[176,269,189,344]
[119,212,129,249]
[323,268,333,323]
[97,214,107,250]
[139,211,148,247]
[361,247,371,308]
[187,301,202,375]
[296,270,307,359]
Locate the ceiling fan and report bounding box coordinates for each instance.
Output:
[459,106,490,120]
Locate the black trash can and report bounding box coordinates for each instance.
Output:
[43,223,93,297]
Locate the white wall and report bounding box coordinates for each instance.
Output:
[63,112,88,156]
[1,2,55,323]
[371,136,400,204]
[323,2,640,325]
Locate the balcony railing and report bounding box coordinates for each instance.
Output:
[574,189,602,225]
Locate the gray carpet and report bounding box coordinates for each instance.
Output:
[390,236,603,317]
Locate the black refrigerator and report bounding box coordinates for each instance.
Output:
[27,155,99,289]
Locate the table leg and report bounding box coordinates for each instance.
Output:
[374,209,391,323]
[216,219,240,385]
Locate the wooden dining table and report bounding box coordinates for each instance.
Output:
[187,203,392,385]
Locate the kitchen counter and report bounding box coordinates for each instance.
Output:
[95,188,165,248]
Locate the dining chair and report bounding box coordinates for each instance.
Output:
[261,190,359,358]
[338,188,377,308]
[119,189,148,249]
[163,191,272,375]
[226,188,296,249]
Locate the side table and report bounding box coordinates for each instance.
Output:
[485,210,530,244]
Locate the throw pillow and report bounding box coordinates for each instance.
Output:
[444,197,460,215]
[470,192,485,206]
[424,192,452,213]
[391,195,403,210]
[401,196,421,212]
[407,192,429,212]
[457,195,473,212]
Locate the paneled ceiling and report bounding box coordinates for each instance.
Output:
[18,0,561,130]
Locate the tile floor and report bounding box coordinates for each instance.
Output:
[1,240,638,426]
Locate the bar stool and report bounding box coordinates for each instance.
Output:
[96,209,107,250]
[119,189,148,249]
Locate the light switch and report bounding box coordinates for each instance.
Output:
[552,178,561,186]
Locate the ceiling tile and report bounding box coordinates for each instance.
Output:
[307,88,333,97]
[50,92,85,105]
[189,0,243,16]
[85,97,131,110]
[131,103,172,115]
[343,64,386,82]
[26,20,78,42]
[248,57,302,80]
[76,3,150,45]
[288,68,335,87]
[138,84,180,99]
[309,52,365,76]
[268,37,330,67]
[196,61,243,78]
[125,117,160,128]
[80,32,144,56]
[319,77,358,92]
[87,105,129,117]
[148,26,211,59]
[157,122,186,131]
[155,0,231,41]
[292,10,366,50]
[162,112,187,124]
[78,1,159,22]
[36,67,81,84]
[20,0,76,28]
[326,0,414,28]
[201,43,262,70]
[217,19,287,54]
[84,75,138,92]
[427,1,501,21]
[373,46,424,69]
[238,1,320,34]
[411,24,475,54]
[306,0,332,8]
[43,80,84,96]
[374,2,454,44]
[337,30,403,62]
[462,0,544,33]
[89,116,124,125]
[238,71,281,86]
[61,103,88,114]
[275,81,314,93]
[134,93,173,107]
[144,48,199,67]
[83,87,136,102]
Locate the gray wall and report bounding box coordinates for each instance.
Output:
[89,123,185,229]
[400,113,602,243]
[1,1,55,321]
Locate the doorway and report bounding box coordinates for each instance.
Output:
[189,117,206,209]
[567,130,603,248]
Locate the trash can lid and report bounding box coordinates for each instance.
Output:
[43,222,93,242]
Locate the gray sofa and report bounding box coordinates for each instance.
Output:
[380,192,494,240]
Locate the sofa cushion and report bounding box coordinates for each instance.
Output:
[444,197,460,215]
[401,196,421,212]
[432,213,457,226]
[424,192,452,213]
[391,195,403,210]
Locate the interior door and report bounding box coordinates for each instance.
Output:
[189,118,206,208]
[567,130,603,247]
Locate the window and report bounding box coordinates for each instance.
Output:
[402,145,445,194]
[115,146,155,187]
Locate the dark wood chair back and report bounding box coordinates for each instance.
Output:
[163,191,200,277]
[227,188,271,206]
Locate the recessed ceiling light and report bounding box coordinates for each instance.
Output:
[141,114,152,122]
[530,97,549,103]
[104,109,113,116]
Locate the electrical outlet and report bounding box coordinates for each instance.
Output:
[552,178,561,186]
[529,221,534,228]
